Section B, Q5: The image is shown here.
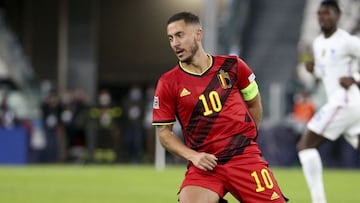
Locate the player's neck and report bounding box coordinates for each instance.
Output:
[323,27,337,38]
[180,51,210,74]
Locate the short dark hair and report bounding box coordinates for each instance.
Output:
[167,12,200,26]
[321,0,341,13]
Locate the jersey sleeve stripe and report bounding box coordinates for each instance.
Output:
[152,120,176,126]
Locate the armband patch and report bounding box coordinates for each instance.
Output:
[240,81,259,101]
[153,96,159,109]
[248,73,256,82]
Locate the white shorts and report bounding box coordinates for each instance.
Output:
[307,100,360,148]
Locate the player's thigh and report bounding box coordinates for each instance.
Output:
[297,129,327,150]
[179,185,220,203]
[307,103,351,140]
[224,156,286,203]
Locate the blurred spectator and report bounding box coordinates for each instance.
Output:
[0,94,17,128]
[41,91,65,162]
[90,89,121,163]
[285,70,306,115]
[60,89,89,163]
[68,88,89,163]
[122,85,145,163]
[290,90,315,135]
[143,85,155,162]
[284,69,315,136]
[292,91,314,122]
[28,118,46,163]
[60,90,74,160]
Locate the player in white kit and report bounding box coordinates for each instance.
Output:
[297,1,360,203]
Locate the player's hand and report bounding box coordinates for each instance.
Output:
[190,152,218,171]
[305,60,314,73]
[339,76,355,89]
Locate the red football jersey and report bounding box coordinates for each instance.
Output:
[152,55,261,164]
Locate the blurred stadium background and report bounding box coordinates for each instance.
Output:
[0,0,359,201]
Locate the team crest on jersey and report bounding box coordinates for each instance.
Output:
[217,69,232,89]
[321,49,326,57]
[153,96,159,109]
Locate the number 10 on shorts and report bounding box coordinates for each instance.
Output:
[251,168,274,192]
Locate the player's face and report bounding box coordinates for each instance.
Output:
[317,5,339,34]
[167,20,200,63]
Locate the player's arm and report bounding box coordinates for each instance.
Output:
[236,58,263,127]
[240,77,263,128]
[245,93,263,128]
[340,35,360,88]
[156,124,217,171]
[305,60,315,73]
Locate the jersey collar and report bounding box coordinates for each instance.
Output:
[179,54,213,76]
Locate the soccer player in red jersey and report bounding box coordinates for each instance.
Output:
[152,12,287,203]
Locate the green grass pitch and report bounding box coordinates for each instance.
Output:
[0,165,358,203]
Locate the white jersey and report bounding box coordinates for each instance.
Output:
[313,28,360,105]
[308,29,360,148]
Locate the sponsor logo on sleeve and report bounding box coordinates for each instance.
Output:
[153,96,159,109]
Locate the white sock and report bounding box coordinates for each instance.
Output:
[298,148,327,203]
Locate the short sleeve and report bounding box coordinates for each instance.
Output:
[152,76,176,125]
[236,58,259,101]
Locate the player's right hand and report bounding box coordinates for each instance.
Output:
[190,152,218,171]
[305,60,314,73]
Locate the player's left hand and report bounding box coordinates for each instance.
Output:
[190,152,218,171]
[339,76,355,89]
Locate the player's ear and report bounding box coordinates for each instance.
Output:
[335,12,341,22]
[196,28,202,42]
